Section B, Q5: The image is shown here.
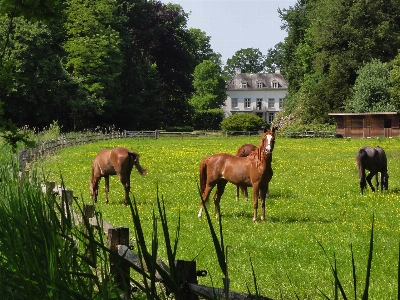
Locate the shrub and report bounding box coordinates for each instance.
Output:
[220,113,266,132]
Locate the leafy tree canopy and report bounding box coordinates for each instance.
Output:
[279,0,400,124]
[189,60,226,111]
[345,59,394,113]
[223,48,266,78]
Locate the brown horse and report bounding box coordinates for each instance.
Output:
[235,143,257,201]
[198,129,275,222]
[89,147,147,205]
[356,146,388,194]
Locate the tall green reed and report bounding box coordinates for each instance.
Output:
[0,160,122,299]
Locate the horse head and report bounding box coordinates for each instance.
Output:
[382,169,389,190]
[262,128,275,155]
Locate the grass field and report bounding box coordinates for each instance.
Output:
[34,135,400,299]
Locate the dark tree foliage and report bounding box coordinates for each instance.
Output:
[121,0,199,128]
[0,18,83,130]
[280,0,400,124]
[0,0,219,131]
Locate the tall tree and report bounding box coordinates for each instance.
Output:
[0,17,83,130]
[390,50,400,110]
[123,1,214,128]
[280,0,400,124]
[189,60,226,111]
[63,0,123,127]
[0,0,63,148]
[224,48,266,78]
[346,59,394,113]
[264,42,285,75]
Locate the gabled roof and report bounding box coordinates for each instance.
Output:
[226,72,288,90]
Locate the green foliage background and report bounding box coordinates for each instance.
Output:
[34,136,400,299]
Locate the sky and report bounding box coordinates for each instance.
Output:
[160,0,297,64]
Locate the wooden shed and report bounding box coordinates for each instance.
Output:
[328,112,399,138]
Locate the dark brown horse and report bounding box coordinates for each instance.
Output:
[235,143,257,201]
[356,146,388,194]
[198,129,275,222]
[89,147,147,205]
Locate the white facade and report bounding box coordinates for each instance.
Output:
[223,70,288,124]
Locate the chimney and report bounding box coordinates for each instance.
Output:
[235,67,241,74]
[275,67,281,74]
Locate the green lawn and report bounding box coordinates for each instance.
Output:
[35,135,400,299]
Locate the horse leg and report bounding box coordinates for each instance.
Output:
[242,186,249,201]
[236,185,240,201]
[198,183,215,218]
[119,175,131,205]
[91,178,100,203]
[252,184,260,223]
[104,176,110,203]
[366,172,376,192]
[259,186,269,221]
[214,180,227,218]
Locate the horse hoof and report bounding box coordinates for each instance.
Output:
[253,218,257,223]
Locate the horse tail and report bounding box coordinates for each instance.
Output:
[129,151,147,176]
[356,149,367,192]
[199,157,208,195]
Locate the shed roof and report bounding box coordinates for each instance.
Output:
[328,112,397,116]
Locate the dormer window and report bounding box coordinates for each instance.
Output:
[271,80,279,88]
[257,81,263,88]
[241,81,247,88]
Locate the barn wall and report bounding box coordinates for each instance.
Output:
[332,114,399,138]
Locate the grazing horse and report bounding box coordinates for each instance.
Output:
[89,147,147,205]
[356,146,388,194]
[198,129,275,222]
[235,144,257,201]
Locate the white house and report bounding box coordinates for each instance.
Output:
[223,68,288,123]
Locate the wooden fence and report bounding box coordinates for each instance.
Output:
[38,179,275,300]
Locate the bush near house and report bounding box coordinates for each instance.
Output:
[220,113,267,132]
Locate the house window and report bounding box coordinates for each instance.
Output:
[271,80,279,88]
[231,98,238,108]
[267,112,275,123]
[268,98,275,109]
[241,82,247,88]
[244,98,251,108]
[257,81,263,88]
[256,98,263,110]
[279,98,284,109]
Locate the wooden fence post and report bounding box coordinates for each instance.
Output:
[60,189,74,226]
[45,181,56,198]
[83,204,96,265]
[175,260,198,300]
[108,227,130,297]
